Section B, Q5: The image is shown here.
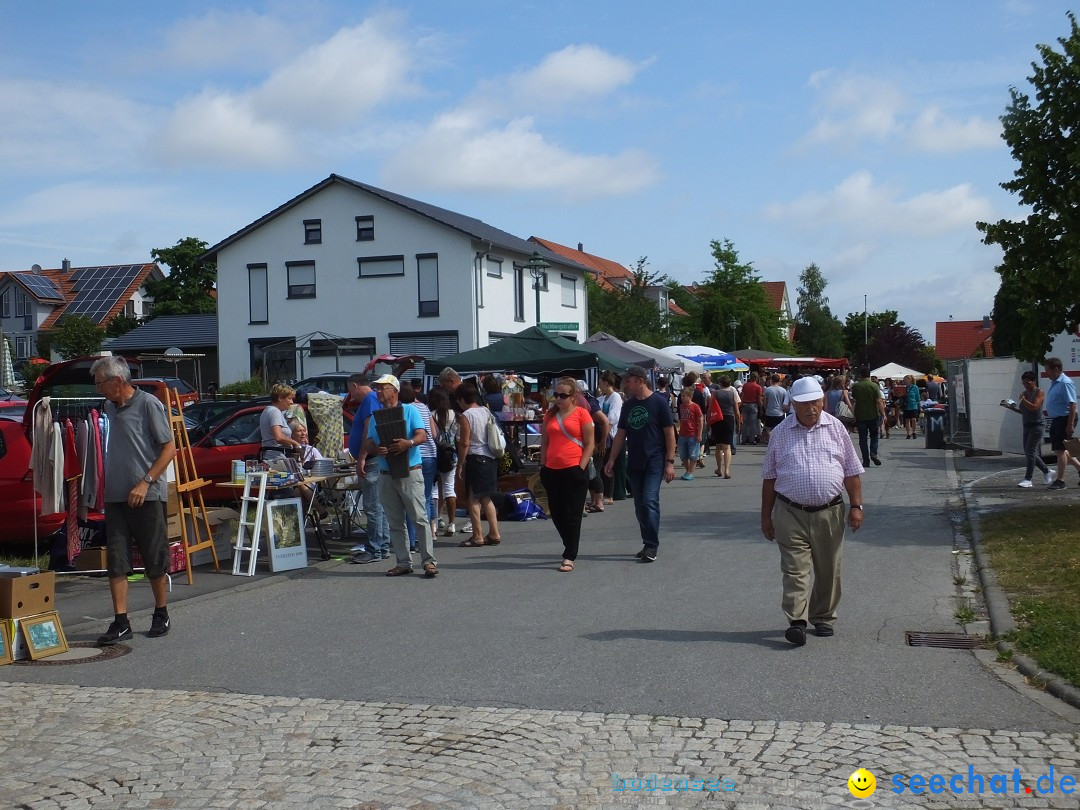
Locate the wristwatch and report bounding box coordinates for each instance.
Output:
[666,459,675,464]
[142,473,154,484]
[850,504,863,510]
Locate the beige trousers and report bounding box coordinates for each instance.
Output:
[773,499,845,625]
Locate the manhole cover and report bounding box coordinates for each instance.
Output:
[905,631,978,649]
[14,641,132,666]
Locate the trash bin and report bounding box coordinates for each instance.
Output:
[925,407,948,449]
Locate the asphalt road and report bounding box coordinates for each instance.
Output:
[3,435,1075,734]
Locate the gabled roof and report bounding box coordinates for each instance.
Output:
[105,314,218,351]
[935,320,995,360]
[761,281,789,313]
[202,174,592,275]
[0,263,159,328]
[531,236,688,316]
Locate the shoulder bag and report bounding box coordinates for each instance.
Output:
[554,408,596,479]
[485,409,507,456]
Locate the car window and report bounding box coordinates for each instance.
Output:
[167,379,197,394]
[0,424,7,461]
[214,411,262,444]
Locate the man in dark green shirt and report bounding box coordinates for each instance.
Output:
[851,368,886,467]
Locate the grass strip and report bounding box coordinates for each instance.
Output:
[980,504,1080,688]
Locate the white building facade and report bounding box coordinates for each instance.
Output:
[206,175,591,385]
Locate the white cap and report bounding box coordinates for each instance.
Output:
[373,373,400,391]
[790,376,825,402]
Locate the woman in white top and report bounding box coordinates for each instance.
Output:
[456,384,502,547]
[597,371,623,504]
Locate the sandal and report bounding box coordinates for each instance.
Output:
[484,535,502,545]
[458,538,486,547]
[558,560,574,572]
[385,566,412,576]
[423,563,438,578]
[584,504,604,513]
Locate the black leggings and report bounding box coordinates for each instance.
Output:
[539,465,589,560]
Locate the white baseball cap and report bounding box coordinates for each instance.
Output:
[790,376,825,402]
[373,373,400,391]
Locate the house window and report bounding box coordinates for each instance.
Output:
[286,261,316,299]
[124,300,136,317]
[358,255,405,278]
[248,263,268,323]
[417,254,439,317]
[0,290,8,318]
[14,292,26,318]
[303,219,322,244]
[356,216,374,241]
[486,255,503,278]
[388,330,459,381]
[309,337,376,358]
[513,264,525,322]
[15,337,28,358]
[561,274,577,308]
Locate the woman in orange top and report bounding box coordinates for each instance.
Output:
[539,376,595,572]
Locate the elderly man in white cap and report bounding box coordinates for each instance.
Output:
[362,374,438,578]
[760,376,864,645]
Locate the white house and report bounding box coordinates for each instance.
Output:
[204,175,593,385]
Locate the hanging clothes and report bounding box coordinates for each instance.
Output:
[77,409,105,512]
[29,398,64,515]
[307,393,343,461]
[63,419,82,565]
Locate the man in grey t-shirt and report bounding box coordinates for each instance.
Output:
[90,356,176,645]
[762,374,790,443]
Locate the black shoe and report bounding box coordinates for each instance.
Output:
[862,459,871,468]
[1048,480,1066,491]
[639,547,657,563]
[97,621,132,646]
[634,546,648,559]
[784,623,806,646]
[871,456,881,466]
[350,551,381,564]
[148,613,170,638]
[813,622,834,637]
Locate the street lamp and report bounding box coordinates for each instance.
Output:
[727,316,740,350]
[526,251,551,326]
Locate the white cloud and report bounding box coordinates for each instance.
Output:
[509,44,641,106]
[765,171,995,237]
[383,115,658,198]
[0,182,168,228]
[159,10,301,72]
[803,70,1001,154]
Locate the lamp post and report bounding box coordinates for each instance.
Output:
[727,316,739,351]
[526,251,551,326]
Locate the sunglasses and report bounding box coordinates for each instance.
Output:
[553,392,573,400]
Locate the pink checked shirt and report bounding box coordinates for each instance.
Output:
[761,411,864,506]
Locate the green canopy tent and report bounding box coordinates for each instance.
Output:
[425,327,630,389]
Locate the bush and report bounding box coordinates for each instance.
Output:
[217,376,268,397]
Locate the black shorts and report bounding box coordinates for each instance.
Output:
[465,454,498,497]
[105,501,168,578]
[1050,416,1069,452]
[763,414,785,429]
[903,409,918,420]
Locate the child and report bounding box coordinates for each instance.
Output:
[677,386,704,480]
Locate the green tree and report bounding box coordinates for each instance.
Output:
[686,239,790,351]
[794,263,845,357]
[977,13,1080,361]
[105,313,142,337]
[842,310,930,371]
[989,273,1025,357]
[51,315,105,360]
[585,257,673,346]
[145,237,216,316]
[842,310,901,366]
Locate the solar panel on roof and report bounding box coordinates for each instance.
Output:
[13,273,64,301]
[62,264,145,323]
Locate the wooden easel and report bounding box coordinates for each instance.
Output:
[166,388,220,583]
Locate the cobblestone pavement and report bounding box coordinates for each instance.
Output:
[2,681,1078,809]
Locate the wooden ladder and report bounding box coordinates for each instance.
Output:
[233,472,268,576]
[166,388,220,584]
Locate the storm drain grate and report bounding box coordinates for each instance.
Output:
[905,631,979,649]
[14,641,132,666]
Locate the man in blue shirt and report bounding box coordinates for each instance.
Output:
[1044,357,1080,490]
[347,373,389,563]
[364,374,438,577]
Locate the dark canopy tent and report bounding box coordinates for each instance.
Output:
[583,332,657,370]
[425,327,630,385]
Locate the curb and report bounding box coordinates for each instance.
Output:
[952,452,1080,711]
[60,554,347,636]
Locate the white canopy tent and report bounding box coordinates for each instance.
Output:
[871,362,924,379]
[625,340,707,375]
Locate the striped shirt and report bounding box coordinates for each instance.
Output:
[761,411,864,506]
[411,401,438,460]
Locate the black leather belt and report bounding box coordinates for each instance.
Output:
[777,493,843,512]
[380,464,422,475]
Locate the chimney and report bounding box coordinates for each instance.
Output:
[981,315,991,330]
[577,242,583,252]
[62,258,71,272]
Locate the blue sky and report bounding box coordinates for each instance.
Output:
[0,1,1074,345]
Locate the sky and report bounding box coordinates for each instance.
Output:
[0,1,1075,346]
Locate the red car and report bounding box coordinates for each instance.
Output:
[0,415,65,544]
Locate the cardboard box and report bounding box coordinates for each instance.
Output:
[189,509,240,567]
[1,618,27,661]
[75,547,108,572]
[0,571,56,619]
[167,482,180,518]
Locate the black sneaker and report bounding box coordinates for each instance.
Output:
[870,456,881,466]
[1048,480,1067,491]
[813,622,834,637]
[639,547,657,563]
[785,622,807,646]
[148,613,170,638]
[349,551,381,564]
[634,546,648,559]
[97,620,132,646]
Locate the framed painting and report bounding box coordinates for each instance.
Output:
[266,497,308,572]
[0,622,12,666]
[20,611,68,660]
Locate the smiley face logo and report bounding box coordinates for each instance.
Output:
[847,768,876,798]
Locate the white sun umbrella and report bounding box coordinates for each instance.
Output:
[625,340,706,375]
[0,337,14,389]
